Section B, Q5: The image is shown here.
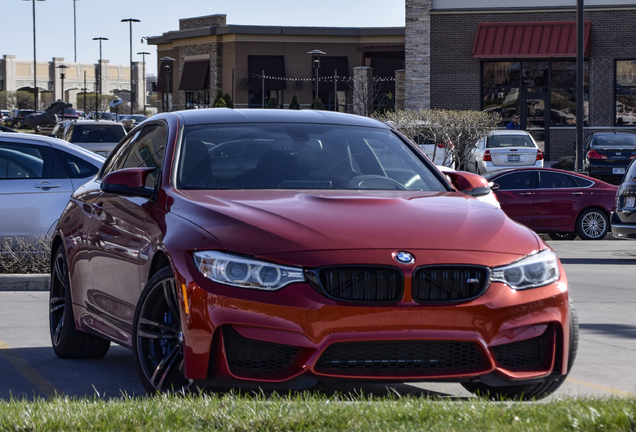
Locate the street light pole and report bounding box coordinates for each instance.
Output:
[23,0,45,110]
[122,18,140,116]
[57,64,68,103]
[92,37,108,119]
[72,0,78,62]
[137,51,150,115]
[160,57,175,112]
[307,50,325,103]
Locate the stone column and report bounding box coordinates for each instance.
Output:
[395,69,406,111]
[405,0,432,110]
[353,67,374,116]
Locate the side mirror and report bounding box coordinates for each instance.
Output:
[444,171,492,198]
[101,167,156,198]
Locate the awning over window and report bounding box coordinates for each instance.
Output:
[178,60,210,91]
[318,56,349,91]
[248,55,286,91]
[473,21,591,59]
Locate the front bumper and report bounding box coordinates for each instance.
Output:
[174,252,571,387]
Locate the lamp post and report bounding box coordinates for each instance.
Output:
[57,64,68,103]
[72,0,78,62]
[307,50,326,102]
[137,51,150,115]
[92,37,108,119]
[160,57,175,112]
[23,0,45,110]
[121,18,140,115]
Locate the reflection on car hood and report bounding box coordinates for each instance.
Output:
[170,190,539,256]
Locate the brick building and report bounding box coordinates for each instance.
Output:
[146,15,405,112]
[406,0,636,162]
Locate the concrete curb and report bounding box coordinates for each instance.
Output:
[0,274,50,291]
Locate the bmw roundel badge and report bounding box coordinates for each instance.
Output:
[394,251,415,265]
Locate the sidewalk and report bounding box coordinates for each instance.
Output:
[0,274,50,291]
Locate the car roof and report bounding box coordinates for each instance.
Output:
[484,166,602,181]
[151,108,390,129]
[0,132,105,165]
[489,129,532,136]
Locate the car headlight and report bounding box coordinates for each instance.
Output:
[193,251,305,291]
[491,249,560,290]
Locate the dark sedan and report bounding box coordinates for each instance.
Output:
[50,109,576,399]
[611,158,636,238]
[484,167,617,240]
[583,131,636,184]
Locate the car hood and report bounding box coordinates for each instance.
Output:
[169,190,540,257]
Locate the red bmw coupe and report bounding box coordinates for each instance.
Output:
[50,109,577,399]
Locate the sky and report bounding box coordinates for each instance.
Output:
[2,0,405,76]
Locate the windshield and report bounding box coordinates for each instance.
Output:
[71,124,126,143]
[176,123,446,191]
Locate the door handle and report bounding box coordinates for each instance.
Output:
[570,192,583,196]
[34,182,61,189]
[518,192,534,196]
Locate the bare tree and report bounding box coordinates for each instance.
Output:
[374,109,501,169]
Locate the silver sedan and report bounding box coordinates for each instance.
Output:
[466,130,544,175]
[0,133,104,244]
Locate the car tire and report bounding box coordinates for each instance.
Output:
[576,208,609,240]
[132,266,194,393]
[548,232,577,241]
[50,244,110,359]
[461,300,579,400]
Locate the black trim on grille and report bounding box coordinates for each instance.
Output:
[315,340,487,377]
[491,328,553,372]
[222,326,300,374]
[412,266,489,303]
[306,266,403,303]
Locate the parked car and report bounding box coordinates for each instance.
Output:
[466,130,544,175]
[583,131,636,184]
[611,158,636,238]
[61,107,80,121]
[51,119,126,157]
[50,109,577,399]
[0,133,104,245]
[484,167,617,240]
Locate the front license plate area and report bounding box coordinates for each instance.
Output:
[626,196,636,208]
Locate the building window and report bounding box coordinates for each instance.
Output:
[482,60,588,127]
[185,91,210,109]
[616,60,636,125]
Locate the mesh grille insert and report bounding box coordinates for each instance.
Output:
[412,266,489,302]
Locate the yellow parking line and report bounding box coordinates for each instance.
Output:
[0,340,58,397]
[567,377,636,397]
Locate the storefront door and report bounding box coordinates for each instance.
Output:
[521,93,551,161]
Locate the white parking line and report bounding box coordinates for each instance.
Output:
[0,341,58,397]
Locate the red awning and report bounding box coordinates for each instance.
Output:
[473,21,591,59]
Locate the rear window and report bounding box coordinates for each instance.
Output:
[592,134,636,147]
[486,135,536,148]
[71,124,126,143]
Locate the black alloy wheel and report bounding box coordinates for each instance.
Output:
[50,244,110,358]
[133,266,193,393]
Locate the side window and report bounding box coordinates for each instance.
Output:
[494,172,533,190]
[0,143,52,179]
[121,125,167,188]
[53,149,100,178]
[538,171,577,189]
